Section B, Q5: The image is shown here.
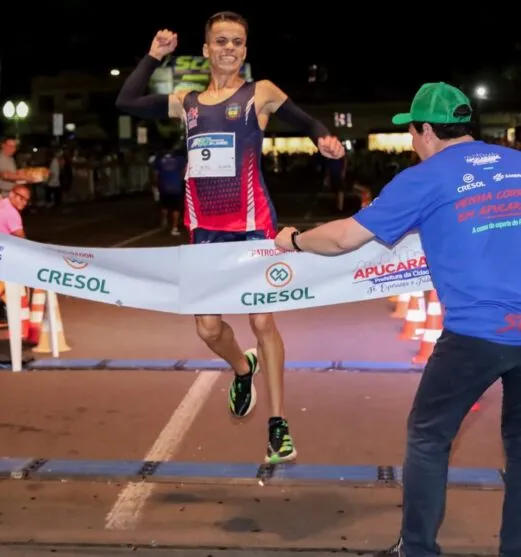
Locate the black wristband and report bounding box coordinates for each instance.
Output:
[291,231,303,252]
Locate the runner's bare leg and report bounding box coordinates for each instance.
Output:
[249,313,284,417]
[195,315,250,374]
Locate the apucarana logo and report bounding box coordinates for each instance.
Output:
[241,261,315,307]
[353,255,429,284]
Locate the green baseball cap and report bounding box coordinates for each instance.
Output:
[392,82,472,126]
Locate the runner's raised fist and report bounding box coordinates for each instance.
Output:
[149,29,178,61]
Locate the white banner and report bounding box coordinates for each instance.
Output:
[0,239,181,313]
[0,232,432,315]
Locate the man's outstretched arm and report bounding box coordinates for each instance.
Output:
[257,80,345,159]
[115,29,184,120]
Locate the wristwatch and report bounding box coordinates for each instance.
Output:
[291,230,302,252]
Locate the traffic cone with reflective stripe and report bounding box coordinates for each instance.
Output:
[391,293,411,319]
[399,292,426,340]
[27,288,46,344]
[20,288,30,340]
[8,287,30,340]
[412,290,443,364]
[32,293,71,353]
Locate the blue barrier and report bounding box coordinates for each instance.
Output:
[27,359,105,370]
[269,463,379,483]
[20,359,425,373]
[0,457,504,490]
[394,465,504,489]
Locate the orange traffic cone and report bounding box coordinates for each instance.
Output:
[399,292,426,340]
[391,293,411,319]
[27,288,46,344]
[412,290,443,364]
[32,293,71,354]
[8,287,30,341]
[20,288,30,340]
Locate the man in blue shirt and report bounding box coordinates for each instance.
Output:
[152,143,186,236]
[275,82,521,557]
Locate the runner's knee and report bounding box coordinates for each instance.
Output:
[195,315,223,343]
[249,313,276,338]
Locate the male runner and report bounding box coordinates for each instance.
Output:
[275,82,521,557]
[116,11,344,464]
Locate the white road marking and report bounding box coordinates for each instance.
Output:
[55,215,111,232]
[111,228,162,247]
[104,371,221,530]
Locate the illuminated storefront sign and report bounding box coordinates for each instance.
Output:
[150,55,253,94]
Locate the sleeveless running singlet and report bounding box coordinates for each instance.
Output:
[182,81,277,236]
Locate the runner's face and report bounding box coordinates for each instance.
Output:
[204,21,247,75]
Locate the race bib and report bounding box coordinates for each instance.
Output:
[187,133,236,178]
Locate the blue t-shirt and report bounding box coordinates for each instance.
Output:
[154,153,186,194]
[354,140,521,345]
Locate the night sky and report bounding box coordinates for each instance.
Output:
[2,2,521,103]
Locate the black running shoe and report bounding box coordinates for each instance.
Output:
[228,348,259,417]
[265,417,297,464]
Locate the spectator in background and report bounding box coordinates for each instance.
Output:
[0,184,31,238]
[0,137,28,198]
[152,141,186,236]
[59,150,74,202]
[0,183,31,322]
[46,149,63,207]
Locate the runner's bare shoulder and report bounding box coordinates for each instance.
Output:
[254,80,287,115]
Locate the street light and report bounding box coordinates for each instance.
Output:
[2,101,15,118]
[15,101,29,118]
[2,100,30,138]
[110,68,120,77]
[475,85,488,99]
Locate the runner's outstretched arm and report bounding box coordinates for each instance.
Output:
[115,55,170,119]
[116,29,184,120]
[275,98,331,145]
[257,80,344,159]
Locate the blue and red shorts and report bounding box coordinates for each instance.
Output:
[190,228,272,244]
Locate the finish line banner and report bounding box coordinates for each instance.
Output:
[0,233,432,314]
